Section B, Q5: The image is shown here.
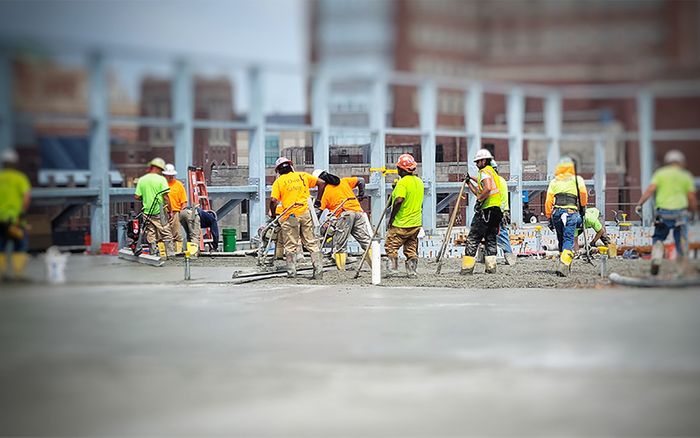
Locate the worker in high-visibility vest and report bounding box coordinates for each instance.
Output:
[636,149,697,276]
[545,157,588,277]
[0,149,31,281]
[461,148,503,275]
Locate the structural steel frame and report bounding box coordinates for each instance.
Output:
[1,45,700,252]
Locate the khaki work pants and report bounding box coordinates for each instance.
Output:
[179,207,201,249]
[281,210,320,255]
[333,211,372,254]
[385,226,421,261]
[144,214,173,246]
[168,211,182,243]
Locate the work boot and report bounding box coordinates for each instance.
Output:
[460,255,476,275]
[175,241,183,254]
[333,252,347,271]
[504,252,517,266]
[405,258,418,278]
[650,241,664,276]
[363,248,372,270]
[285,254,297,278]
[485,256,497,274]
[557,249,574,277]
[0,254,7,281]
[10,253,29,281]
[311,251,324,280]
[386,257,399,276]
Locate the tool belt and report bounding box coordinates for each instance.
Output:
[554,193,578,208]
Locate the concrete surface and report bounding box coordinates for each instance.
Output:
[1,266,700,435]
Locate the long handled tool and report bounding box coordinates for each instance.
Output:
[130,188,170,256]
[257,202,301,266]
[435,175,469,274]
[353,194,393,279]
[572,160,594,266]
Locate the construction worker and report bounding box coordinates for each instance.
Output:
[385,153,424,277]
[577,206,612,249]
[163,164,188,253]
[269,157,325,279]
[545,157,588,276]
[313,169,371,270]
[492,161,516,265]
[180,207,219,255]
[0,149,31,281]
[636,149,697,275]
[134,157,175,259]
[461,149,503,275]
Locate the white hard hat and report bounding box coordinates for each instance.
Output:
[473,148,494,162]
[274,157,292,170]
[163,163,177,176]
[148,157,166,170]
[312,169,324,178]
[664,149,685,164]
[1,149,18,164]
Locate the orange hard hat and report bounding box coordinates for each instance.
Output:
[396,153,417,171]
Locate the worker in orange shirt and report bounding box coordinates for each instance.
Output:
[269,157,326,279]
[313,169,371,270]
[163,164,188,253]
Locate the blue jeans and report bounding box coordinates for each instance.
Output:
[497,225,512,254]
[653,209,688,256]
[552,209,582,252]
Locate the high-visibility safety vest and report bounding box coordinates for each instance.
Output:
[478,165,502,210]
[495,174,509,212]
[548,175,583,210]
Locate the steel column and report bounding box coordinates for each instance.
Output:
[507,88,525,226]
[544,92,561,179]
[419,81,437,232]
[0,50,12,154]
[88,52,111,251]
[465,83,483,227]
[311,73,329,171]
[594,138,606,217]
[247,67,266,235]
[637,90,654,226]
[173,59,193,188]
[369,78,387,234]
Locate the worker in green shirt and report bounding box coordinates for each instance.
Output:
[636,149,697,275]
[576,207,611,247]
[0,149,32,281]
[385,153,424,277]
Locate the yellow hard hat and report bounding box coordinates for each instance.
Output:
[148,157,166,170]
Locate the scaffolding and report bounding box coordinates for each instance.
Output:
[1,43,699,253]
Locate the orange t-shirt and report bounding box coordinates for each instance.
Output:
[271,171,318,221]
[167,179,188,212]
[320,177,363,217]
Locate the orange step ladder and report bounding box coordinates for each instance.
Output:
[187,166,215,251]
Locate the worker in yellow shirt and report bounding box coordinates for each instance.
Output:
[269,157,326,279]
[313,168,371,270]
[636,150,697,275]
[545,157,588,276]
[163,164,188,253]
[0,149,31,281]
[461,149,503,275]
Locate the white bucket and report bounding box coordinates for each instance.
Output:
[45,246,69,284]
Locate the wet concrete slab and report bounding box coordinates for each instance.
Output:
[1,276,699,435]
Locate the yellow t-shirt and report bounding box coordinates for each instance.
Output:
[271,172,318,221]
[320,177,363,217]
[167,179,188,212]
[0,168,31,223]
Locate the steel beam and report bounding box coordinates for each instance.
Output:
[311,73,330,171]
[544,92,561,179]
[436,193,458,213]
[173,59,193,188]
[247,66,266,235]
[369,78,387,234]
[507,88,525,225]
[419,80,437,232]
[465,83,483,227]
[215,198,243,220]
[0,50,12,154]
[594,138,606,216]
[88,52,110,252]
[637,90,654,226]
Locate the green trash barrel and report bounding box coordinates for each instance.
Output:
[222,228,237,252]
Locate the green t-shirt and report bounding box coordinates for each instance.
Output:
[135,172,170,215]
[651,165,695,210]
[0,168,31,222]
[583,207,603,232]
[391,174,424,228]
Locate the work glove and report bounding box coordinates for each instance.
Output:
[314,199,321,209]
[548,218,555,231]
[503,211,511,225]
[357,191,365,201]
[634,204,643,217]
